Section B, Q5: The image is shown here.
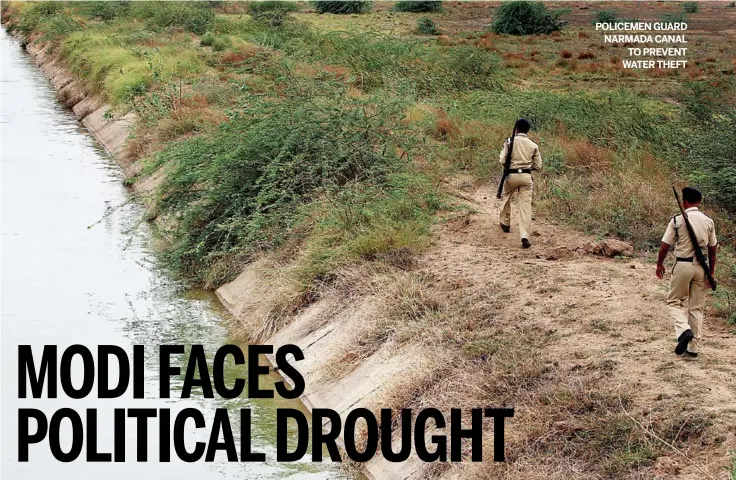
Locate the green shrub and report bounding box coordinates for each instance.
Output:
[491,1,566,35]
[393,1,442,13]
[149,91,411,284]
[13,2,63,36]
[247,1,298,26]
[211,36,231,52]
[660,12,688,23]
[79,1,131,21]
[594,9,618,25]
[130,2,215,34]
[29,1,62,16]
[313,1,373,14]
[200,32,216,46]
[594,10,638,25]
[36,14,83,43]
[682,2,699,13]
[200,32,231,50]
[417,17,439,35]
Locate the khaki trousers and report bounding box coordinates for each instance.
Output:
[499,173,533,240]
[667,261,706,353]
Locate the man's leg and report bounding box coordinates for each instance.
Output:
[517,174,533,241]
[499,177,519,229]
[667,262,695,351]
[687,266,706,354]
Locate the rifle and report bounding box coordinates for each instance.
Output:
[496,124,517,199]
[673,187,716,291]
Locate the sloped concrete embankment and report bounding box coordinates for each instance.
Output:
[217,264,433,480]
[24,42,137,177]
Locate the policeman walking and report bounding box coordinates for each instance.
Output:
[498,118,542,249]
[656,187,718,357]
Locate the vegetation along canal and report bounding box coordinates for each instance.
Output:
[0,27,343,480]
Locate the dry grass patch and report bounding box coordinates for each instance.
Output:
[225,257,315,343]
[433,109,461,141]
[560,138,614,172]
[318,270,447,380]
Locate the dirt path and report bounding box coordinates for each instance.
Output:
[419,182,736,478]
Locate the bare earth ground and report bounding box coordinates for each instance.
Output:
[425,180,736,478]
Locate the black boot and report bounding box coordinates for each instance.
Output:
[684,351,698,358]
[521,238,531,249]
[500,223,510,233]
[675,329,694,356]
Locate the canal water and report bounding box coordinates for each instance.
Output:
[0,29,341,480]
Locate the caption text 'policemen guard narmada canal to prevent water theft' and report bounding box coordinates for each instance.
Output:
[17,344,514,463]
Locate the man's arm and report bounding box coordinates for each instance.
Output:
[656,242,670,279]
[532,146,542,171]
[706,221,717,287]
[708,246,717,276]
[499,139,509,165]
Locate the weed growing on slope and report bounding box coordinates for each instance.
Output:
[34,13,82,44]
[313,1,373,15]
[683,2,699,14]
[7,1,62,36]
[727,450,736,479]
[79,1,130,21]
[660,12,688,24]
[393,1,443,13]
[59,27,208,103]
[130,2,215,35]
[247,1,298,27]
[492,1,567,35]
[417,17,440,35]
[595,9,618,25]
[147,87,434,287]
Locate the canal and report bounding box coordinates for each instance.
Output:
[0,28,341,480]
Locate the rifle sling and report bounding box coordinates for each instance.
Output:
[681,211,715,288]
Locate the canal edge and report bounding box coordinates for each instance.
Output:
[5,26,378,480]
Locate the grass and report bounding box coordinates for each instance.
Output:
[683,2,699,14]
[59,28,208,103]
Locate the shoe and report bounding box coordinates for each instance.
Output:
[675,329,694,356]
[500,223,510,233]
[521,238,531,249]
[684,351,698,358]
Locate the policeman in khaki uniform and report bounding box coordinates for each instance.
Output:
[498,119,542,249]
[656,187,718,358]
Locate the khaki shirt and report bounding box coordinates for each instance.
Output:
[661,207,717,258]
[498,133,542,171]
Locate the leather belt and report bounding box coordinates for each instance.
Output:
[676,257,694,262]
[510,168,532,174]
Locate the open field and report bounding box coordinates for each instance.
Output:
[3,1,735,477]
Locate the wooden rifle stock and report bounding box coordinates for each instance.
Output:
[496,126,516,199]
[673,187,716,291]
